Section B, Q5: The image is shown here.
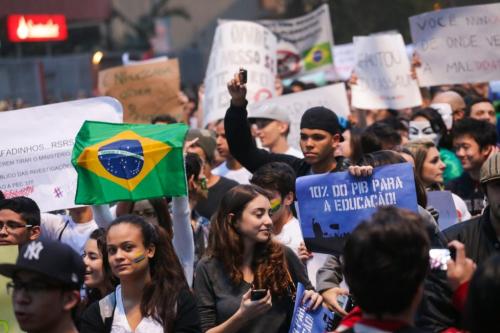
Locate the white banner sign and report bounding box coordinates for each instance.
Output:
[351,34,422,109]
[259,4,334,79]
[410,3,500,86]
[249,83,350,150]
[0,97,123,212]
[203,21,277,125]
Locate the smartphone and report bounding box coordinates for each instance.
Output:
[239,68,247,84]
[250,289,267,301]
[429,248,452,270]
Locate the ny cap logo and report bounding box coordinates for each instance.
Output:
[23,241,44,260]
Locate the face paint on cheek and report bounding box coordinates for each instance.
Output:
[132,252,146,263]
[269,198,282,215]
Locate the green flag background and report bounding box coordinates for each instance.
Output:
[72,121,188,205]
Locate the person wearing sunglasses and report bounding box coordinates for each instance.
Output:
[0,239,85,333]
[0,197,41,247]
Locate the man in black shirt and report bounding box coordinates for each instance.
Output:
[225,72,350,177]
[445,118,497,216]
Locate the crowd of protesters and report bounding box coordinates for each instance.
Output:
[1,37,500,333]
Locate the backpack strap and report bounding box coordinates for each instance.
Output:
[98,292,117,332]
[57,219,70,241]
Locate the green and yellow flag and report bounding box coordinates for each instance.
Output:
[303,42,333,71]
[72,121,188,204]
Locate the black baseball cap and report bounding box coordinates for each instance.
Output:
[300,106,344,141]
[0,239,85,290]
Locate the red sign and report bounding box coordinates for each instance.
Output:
[7,14,68,42]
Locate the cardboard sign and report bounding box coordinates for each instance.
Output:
[203,20,277,125]
[248,83,350,151]
[0,97,123,212]
[351,34,422,109]
[296,163,418,254]
[427,190,458,231]
[259,4,334,79]
[410,3,500,86]
[98,58,181,123]
[289,283,335,333]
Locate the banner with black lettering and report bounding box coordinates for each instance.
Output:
[0,97,123,211]
[410,3,500,86]
[296,163,418,254]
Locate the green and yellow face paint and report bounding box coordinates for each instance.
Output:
[269,198,282,215]
[131,252,146,263]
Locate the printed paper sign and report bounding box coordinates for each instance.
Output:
[427,190,458,231]
[98,58,181,123]
[248,83,349,151]
[351,34,422,109]
[259,4,334,79]
[0,97,123,212]
[296,163,418,254]
[289,283,335,333]
[203,20,277,125]
[410,3,500,86]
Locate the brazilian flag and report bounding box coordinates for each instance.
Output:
[72,121,188,204]
[303,42,333,71]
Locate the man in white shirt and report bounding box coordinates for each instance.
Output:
[212,119,252,184]
[41,206,98,255]
[248,103,303,158]
[250,162,304,255]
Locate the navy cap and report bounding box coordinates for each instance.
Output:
[300,106,344,141]
[0,239,85,290]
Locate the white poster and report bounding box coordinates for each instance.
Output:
[410,3,500,86]
[203,21,277,125]
[351,34,422,110]
[249,83,350,150]
[259,4,334,78]
[0,97,123,212]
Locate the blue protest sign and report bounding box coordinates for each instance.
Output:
[296,163,418,254]
[289,283,335,333]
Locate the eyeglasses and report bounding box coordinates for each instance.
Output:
[6,281,60,295]
[133,209,157,219]
[0,221,33,232]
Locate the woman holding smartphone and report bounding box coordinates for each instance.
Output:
[80,215,201,333]
[194,184,322,333]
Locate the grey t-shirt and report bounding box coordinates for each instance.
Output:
[194,245,312,333]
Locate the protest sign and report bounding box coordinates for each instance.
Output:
[0,97,123,212]
[203,21,277,125]
[427,190,458,231]
[0,246,18,333]
[351,34,422,110]
[410,3,500,86]
[296,163,418,254]
[98,58,181,123]
[259,4,334,79]
[325,43,355,81]
[248,83,349,150]
[289,283,335,333]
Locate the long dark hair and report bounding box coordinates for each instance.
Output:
[83,228,117,306]
[207,185,294,296]
[108,215,188,332]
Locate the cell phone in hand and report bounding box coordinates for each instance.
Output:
[429,248,452,270]
[239,68,247,84]
[250,289,267,301]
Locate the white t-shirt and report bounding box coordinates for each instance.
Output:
[285,146,303,158]
[41,213,98,255]
[273,217,304,255]
[112,285,163,333]
[212,162,252,184]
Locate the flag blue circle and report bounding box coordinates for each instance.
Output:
[313,49,323,63]
[98,140,144,179]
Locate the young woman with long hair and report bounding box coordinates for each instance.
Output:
[80,215,201,333]
[194,184,322,333]
[404,140,471,223]
[81,228,117,308]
